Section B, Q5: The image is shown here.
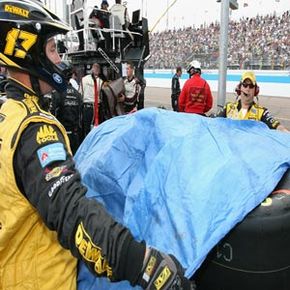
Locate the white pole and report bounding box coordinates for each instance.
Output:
[217,0,230,110]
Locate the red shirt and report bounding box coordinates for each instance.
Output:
[179,74,213,115]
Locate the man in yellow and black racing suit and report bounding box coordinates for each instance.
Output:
[0,1,194,289]
[216,71,288,132]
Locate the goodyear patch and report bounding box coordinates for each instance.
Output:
[154,266,172,290]
[36,124,58,144]
[37,143,66,168]
[75,222,112,278]
[4,4,29,18]
[48,174,73,197]
[44,165,68,181]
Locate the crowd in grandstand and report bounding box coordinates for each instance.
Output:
[146,11,290,70]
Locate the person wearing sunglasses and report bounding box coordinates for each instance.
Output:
[216,71,288,132]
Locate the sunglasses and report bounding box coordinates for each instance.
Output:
[242,83,255,89]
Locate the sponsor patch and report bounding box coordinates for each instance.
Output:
[23,97,38,113]
[36,125,58,144]
[4,4,29,18]
[44,165,68,181]
[154,266,172,290]
[37,143,66,168]
[48,174,73,197]
[143,256,157,282]
[53,73,63,84]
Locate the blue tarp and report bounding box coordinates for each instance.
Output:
[75,108,290,290]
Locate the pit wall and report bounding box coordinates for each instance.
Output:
[144,69,290,98]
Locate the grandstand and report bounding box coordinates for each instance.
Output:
[146,11,290,70]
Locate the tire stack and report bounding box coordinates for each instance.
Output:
[194,170,290,290]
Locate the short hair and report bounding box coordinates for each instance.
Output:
[127,61,135,70]
[92,63,100,68]
[115,0,121,4]
[101,0,109,6]
[176,66,182,73]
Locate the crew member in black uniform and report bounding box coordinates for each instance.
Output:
[171,66,182,111]
[51,81,82,154]
[0,1,193,289]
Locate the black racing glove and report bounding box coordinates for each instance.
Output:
[136,248,195,290]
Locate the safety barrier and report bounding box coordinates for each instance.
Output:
[144,69,290,98]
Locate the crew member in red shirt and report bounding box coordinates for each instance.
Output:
[179,60,213,115]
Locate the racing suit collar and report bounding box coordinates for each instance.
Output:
[5,78,38,102]
[237,99,256,111]
[127,76,135,82]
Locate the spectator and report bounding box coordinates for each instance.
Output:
[216,71,288,132]
[171,66,182,111]
[100,0,110,27]
[99,0,111,50]
[179,60,213,115]
[146,11,290,70]
[110,0,130,30]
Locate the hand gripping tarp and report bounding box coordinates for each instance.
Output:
[75,108,290,290]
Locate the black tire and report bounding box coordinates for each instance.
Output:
[194,169,290,290]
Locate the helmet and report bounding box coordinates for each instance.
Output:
[187,60,201,75]
[0,0,71,93]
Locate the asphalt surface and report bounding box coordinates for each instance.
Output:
[144,87,290,129]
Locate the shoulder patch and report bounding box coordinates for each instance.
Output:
[37,143,66,168]
[36,125,59,144]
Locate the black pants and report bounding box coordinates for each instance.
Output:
[171,96,179,111]
[82,103,94,139]
[82,103,104,139]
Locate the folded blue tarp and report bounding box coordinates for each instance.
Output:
[75,108,290,290]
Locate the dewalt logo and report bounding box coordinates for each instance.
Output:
[154,266,172,290]
[145,256,156,279]
[36,125,58,144]
[5,5,29,18]
[75,223,112,277]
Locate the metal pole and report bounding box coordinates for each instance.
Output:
[217,0,230,110]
